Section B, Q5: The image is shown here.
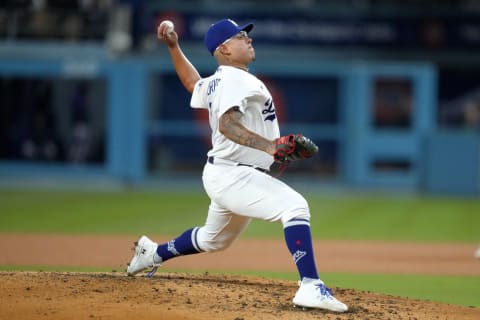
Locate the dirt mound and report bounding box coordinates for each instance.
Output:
[1,271,478,320]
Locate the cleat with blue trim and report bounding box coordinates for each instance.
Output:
[127,235,161,277]
[293,278,348,312]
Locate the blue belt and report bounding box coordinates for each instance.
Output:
[207,156,269,173]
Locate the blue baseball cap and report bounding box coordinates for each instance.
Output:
[204,19,254,55]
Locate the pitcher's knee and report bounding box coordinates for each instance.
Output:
[281,210,310,225]
[196,229,233,252]
[280,198,310,225]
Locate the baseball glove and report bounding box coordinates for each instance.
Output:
[274,134,319,163]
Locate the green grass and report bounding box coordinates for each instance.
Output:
[0,189,208,235]
[1,188,479,242]
[1,188,479,308]
[249,193,480,242]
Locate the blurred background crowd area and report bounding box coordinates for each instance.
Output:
[0,0,479,194]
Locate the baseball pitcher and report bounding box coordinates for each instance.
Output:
[127,18,348,313]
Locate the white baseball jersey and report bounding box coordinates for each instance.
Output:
[189,66,309,253]
[191,65,280,169]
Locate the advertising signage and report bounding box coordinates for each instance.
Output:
[148,12,480,50]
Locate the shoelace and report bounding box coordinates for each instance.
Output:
[315,283,334,298]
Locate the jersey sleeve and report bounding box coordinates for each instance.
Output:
[190,79,208,110]
[217,69,249,116]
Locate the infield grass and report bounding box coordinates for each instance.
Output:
[0,188,479,242]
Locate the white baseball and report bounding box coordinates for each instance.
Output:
[162,20,174,34]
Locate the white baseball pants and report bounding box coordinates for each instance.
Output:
[195,161,310,252]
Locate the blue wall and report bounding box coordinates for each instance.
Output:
[0,44,477,195]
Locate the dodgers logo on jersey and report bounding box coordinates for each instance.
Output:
[262,98,276,122]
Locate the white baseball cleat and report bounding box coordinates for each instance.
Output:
[127,235,161,277]
[293,278,348,312]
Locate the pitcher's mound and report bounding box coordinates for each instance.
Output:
[1,271,478,320]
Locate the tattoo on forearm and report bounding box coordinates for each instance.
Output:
[220,108,272,153]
